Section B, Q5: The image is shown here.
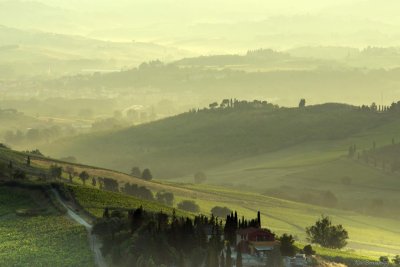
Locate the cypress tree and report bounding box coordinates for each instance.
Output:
[103,207,110,218]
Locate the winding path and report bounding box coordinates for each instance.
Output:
[51,189,107,267]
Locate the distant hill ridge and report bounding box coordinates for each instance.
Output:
[42,102,399,178]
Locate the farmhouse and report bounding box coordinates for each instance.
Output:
[234,227,281,266]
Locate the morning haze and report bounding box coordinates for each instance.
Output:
[0,0,400,266]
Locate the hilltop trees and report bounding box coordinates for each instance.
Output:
[141,168,153,181]
[306,215,349,249]
[131,167,141,177]
[299,98,306,108]
[65,166,75,183]
[130,166,153,180]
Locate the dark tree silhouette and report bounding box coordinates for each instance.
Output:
[177,200,200,213]
[299,98,306,108]
[50,165,62,179]
[79,171,90,185]
[279,234,296,256]
[303,245,316,256]
[142,168,153,181]
[306,215,349,249]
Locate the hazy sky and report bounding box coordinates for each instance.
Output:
[2,0,400,52]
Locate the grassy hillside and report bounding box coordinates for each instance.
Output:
[42,103,399,178]
[0,185,94,266]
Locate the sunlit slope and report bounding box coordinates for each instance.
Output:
[1,146,399,256]
[42,103,400,178]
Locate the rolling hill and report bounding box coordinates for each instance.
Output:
[42,103,400,178]
[0,25,192,78]
[1,145,400,258]
[39,102,400,222]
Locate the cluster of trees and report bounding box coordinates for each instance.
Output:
[93,207,227,267]
[131,167,153,181]
[224,211,263,244]
[359,101,400,113]
[207,99,277,111]
[123,183,154,201]
[357,101,400,114]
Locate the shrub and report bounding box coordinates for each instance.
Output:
[211,206,232,218]
[177,200,200,213]
[156,191,174,206]
[303,245,316,256]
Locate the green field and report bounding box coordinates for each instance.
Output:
[0,186,94,267]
